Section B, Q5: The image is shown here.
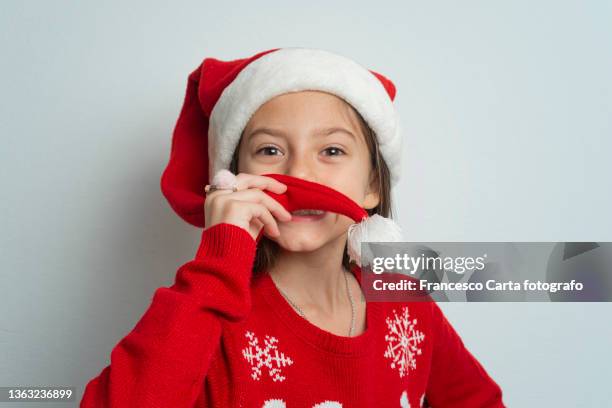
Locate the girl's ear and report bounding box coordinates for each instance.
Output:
[363,175,381,210]
[363,191,380,210]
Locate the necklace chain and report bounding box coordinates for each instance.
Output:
[273,270,356,337]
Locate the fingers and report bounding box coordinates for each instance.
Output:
[206,173,291,221]
[234,173,288,194]
[215,188,292,223]
[205,173,287,198]
[247,201,283,237]
[204,172,292,238]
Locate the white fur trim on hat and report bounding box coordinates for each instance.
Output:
[208,47,402,186]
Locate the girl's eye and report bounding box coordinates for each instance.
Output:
[256,146,283,156]
[322,146,346,156]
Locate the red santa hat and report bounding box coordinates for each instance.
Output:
[160,47,404,265]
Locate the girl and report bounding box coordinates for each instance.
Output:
[81,47,505,407]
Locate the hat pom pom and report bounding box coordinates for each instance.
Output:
[347,214,404,267]
[211,169,237,188]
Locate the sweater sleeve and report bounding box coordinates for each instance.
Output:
[80,222,257,408]
[425,302,506,408]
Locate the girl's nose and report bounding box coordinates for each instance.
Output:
[285,155,318,184]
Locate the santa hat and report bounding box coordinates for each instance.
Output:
[160,47,404,265]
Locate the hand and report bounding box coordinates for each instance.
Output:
[204,173,293,241]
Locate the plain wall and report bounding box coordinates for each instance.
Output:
[1,1,611,406]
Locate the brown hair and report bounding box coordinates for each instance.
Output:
[229,104,393,275]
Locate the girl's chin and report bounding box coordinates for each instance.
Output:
[266,226,329,249]
[273,236,327,252]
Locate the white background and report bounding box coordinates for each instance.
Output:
[1,1,611,406]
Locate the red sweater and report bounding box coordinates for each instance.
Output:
[81,223,505,407]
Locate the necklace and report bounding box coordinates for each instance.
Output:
[272,270,356,337]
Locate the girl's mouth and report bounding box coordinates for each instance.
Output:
[289,209,327,222]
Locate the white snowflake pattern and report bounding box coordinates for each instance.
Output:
[400,390,426,408]
[260,390,418,408]
[383,306,425,378]
[400,391,408,408]
[242,330,294,382]
[262,401,342,408]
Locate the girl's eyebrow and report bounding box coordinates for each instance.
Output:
[248,127,286,139]
[248,126,356,141]
[317,127,356,141]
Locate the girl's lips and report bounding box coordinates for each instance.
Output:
[289,211,327,222]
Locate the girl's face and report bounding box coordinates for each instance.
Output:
[237,90,380,252]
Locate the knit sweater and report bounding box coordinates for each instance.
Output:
[80,222,505,407]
